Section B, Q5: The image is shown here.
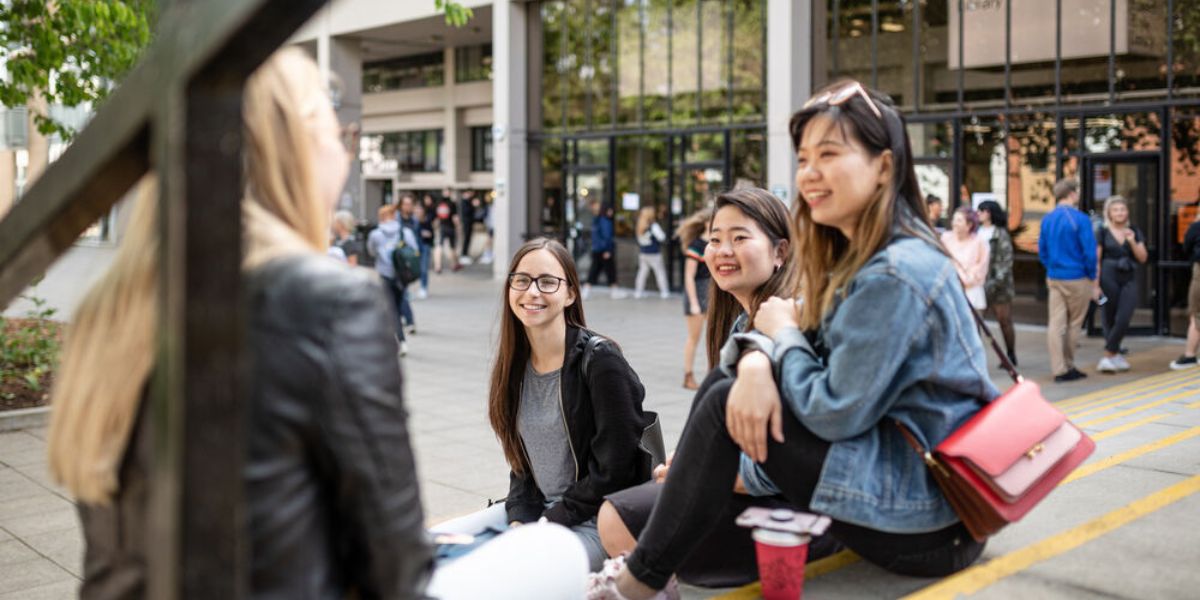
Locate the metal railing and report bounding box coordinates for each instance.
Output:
[0,1,325,597]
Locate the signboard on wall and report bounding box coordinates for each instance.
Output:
[949,0,1165,70]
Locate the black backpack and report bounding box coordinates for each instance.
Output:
[391,239,421,286]
[581,334,666,475]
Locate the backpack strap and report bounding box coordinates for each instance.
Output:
[580,333,606,380]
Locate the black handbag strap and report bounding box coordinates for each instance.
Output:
[960,282,1022,385]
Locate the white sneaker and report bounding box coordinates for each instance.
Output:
[479,251,494,264]
[399,341,409,357]
[1112,354,1131,372]
[1097,356,1117,373]
[417,287,428,300]
[659,291,670,299]
[459,256,473,266]
[586,555,679,600]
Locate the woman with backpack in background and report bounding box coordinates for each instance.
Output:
[368,203,416,355]
[633,205,670,299]
[430,237,655,572]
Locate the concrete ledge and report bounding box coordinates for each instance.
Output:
[0,406,51,432]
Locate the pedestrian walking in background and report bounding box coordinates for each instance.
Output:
[633,205,670,299]
[587,81,993,600]
[677,207,712,391]
[397,193,421,334]
[46,50,442,599]
[599,188,829,589]
[434,188,462,273]
[1038,178,1099,383]
[368,204,413,355]
[941,206,989,310]
[432,238,655,572]
[977,200,1018,366]
[582,200,620,299]
[415,198,434,298]
[479,193,496,264]
[1170,212,1200,369]
[1095,195,1148,373]
[332,210,362,266]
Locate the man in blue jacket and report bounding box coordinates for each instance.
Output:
[582,200,622,299]
[1039,178,1099,382]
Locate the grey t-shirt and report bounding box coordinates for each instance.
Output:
[517,362,575,501]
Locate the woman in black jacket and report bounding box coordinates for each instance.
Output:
[434,238,653,571]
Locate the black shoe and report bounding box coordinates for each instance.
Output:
[1169,355,1198,370]
[1119,347,1130,355]
[1054,368,1086,383]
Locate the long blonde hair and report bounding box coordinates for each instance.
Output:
[635,206,655,237]
[48,48,334,504]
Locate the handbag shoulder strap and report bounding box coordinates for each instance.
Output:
[965,299,1021,385]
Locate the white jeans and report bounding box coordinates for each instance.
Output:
[635,253,669,297]
[427,506,588,599]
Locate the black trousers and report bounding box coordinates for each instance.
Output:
[1100,261,1138,354]
[625,374,984,589]
[587,250,617,286]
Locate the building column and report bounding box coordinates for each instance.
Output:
[330,35,364,217]
[766,0,812,205]
[492,0,529,278]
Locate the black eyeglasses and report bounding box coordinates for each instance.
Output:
[509,273,567,293]
[802,80,883,120]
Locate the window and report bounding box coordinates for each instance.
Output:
[360,129,443,173]
[471,125,493,171]
[362,52,445,92]
[455,44,493,83]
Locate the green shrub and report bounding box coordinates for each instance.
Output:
[0,295,62,405]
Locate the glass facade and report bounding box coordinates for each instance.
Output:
[471,125,493,172]
[359,129,443,173]
[455,43,493,83]
[820,0,1198,336]
[362,52,445,92]
[532,0,768,288]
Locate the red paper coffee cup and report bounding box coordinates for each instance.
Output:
[752,528,810,600]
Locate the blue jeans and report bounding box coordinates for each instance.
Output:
[382,276,407,342]
[419,242,432,289]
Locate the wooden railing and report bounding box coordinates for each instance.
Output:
[0,1,325,597]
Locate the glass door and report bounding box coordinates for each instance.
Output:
[666,132,729,287]
[1082,155,1160,335]
[563,138,614,265]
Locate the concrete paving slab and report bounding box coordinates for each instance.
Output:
[21,527,84,578]
[0,539,40,566]
[0,579,78,600]
[0,557,75,595]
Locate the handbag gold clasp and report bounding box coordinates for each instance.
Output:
[1025,443,1045,460]
[924,452,949,477]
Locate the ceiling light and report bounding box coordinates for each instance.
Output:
[881,22,905,33]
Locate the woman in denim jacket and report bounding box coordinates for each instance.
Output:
[588,81,998,600]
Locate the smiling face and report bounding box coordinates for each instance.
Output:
[794,114,891,240]
[1108,201,1129,225]
[705,205,786,310]
[508,248,576,331]
[951,211,971,237]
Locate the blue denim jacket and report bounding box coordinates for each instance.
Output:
[734,235,999,534]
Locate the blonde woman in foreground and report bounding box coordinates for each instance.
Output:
[47,49,584,600]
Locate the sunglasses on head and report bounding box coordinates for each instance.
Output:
[802,81,883,120]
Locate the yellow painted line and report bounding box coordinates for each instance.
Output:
[712,550,860,600]
[1066,377,1200,419]
[1063,426,1200,485]
[1188,399,1200,409]
[901,474,1200,600]
[1089,414,1167,441]
[1055,369,1196,410]
[1076,389,1199,428]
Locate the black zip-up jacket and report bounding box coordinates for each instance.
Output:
[1185,219,1200,264]
[504,326,654,527]
[78,254,433,600]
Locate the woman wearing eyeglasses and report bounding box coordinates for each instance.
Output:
[587,82,996,599]
[431,237,656,573]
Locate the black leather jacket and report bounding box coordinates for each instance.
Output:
[78,254,433,600]
[505,326,653,526]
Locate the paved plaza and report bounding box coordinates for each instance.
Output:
[1,264,1199,598]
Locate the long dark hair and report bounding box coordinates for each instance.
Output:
[704,187,795,369]
[788,79,940,330]
[977,200,1007,231]
[487,238,586,475]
